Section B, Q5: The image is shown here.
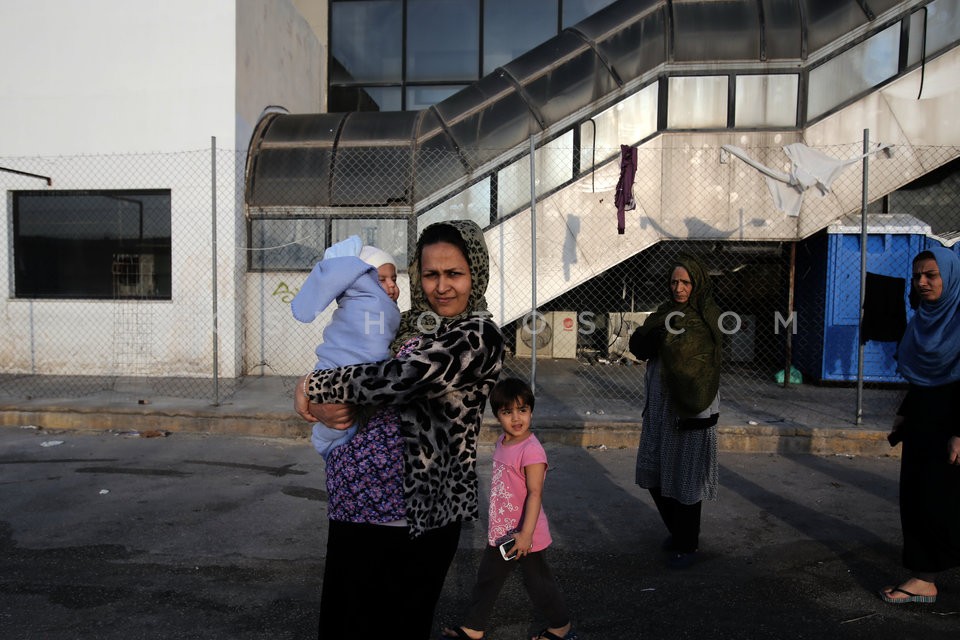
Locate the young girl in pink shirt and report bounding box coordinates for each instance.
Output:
[441,377,577,640]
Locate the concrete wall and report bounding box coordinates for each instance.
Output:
[0,0,236,155]
[0,1,322,379]
[236,0,323,144]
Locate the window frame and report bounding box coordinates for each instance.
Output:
[12,188,172,300]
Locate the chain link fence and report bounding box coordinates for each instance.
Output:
[2,139,959,427]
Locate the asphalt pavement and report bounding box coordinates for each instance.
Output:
[1,427,956,640]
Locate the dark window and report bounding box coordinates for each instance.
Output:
[331,0,603,111]
[329,85,401,112]
[248,217,409,272]
[406,85,466,111]
[330,1,402,84]
[407,0,479,81]
[483,0,558,75]
[562,0,618,28]
[13,190,172,299]
[249,218,326,271]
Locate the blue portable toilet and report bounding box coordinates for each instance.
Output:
[794,214,929,383]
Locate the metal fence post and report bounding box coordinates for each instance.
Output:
[529,135,538,393]
[856,128,870,424]
[211,136,220,406]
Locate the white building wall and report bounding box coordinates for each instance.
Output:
[0,1,322,379]
[1,0,236,155]
[237,0,324,377]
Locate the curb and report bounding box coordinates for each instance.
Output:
[0,406,899,458]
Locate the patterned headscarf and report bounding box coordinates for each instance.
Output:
[634,253,723,416]
[897,246,960,386]
[390,219,490,353]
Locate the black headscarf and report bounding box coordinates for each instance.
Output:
[631,253,723,416]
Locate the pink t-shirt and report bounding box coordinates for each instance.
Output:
[487,432,552,551]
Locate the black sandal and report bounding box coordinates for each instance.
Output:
[533,629,579,640]
[439,627,480,639]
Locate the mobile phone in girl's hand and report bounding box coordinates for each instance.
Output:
[499,538,518,561]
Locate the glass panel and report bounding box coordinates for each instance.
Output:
[418,178,492,233]
[497,154,532,218]
[562,0,618,28]
[483,0,558,75]
[496,133,574,217]
[13,190,172,299]
[587,4,666,85]
[367,87,403,112]
[924,0,960,59]
[330,1,402,83]
[908,10,925,66]
[332,112,418,205]
[328,86,401,112]
[807,24,899,120]
[250,219,325,271]
[580,81,658,170]
[407,0,478,82]
[735,74,798,127]
[250,147,332,206]
[405,85,466,111]
[801,0,871,54]
[760,0,802,59]
[506,31,620,126]
[667,76,728,129]
[433,74,539,168]
[249,113,342,207]
[672,0,760,62]
[867,0,905,14]
[331,219,409,269]
[415,110,468,201]
[537,131,574,196]
[262,113,344,144]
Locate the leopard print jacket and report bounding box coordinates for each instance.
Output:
[306,314,504,538]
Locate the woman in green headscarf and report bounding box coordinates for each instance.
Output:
[294,220,505,639]
[629,253,722,569]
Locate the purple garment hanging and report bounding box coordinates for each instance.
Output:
[615,144,637,234]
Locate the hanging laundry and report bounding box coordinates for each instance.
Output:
[722,142,892,217]
[614,144,637,234]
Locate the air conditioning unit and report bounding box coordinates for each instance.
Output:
[515,311,578,359]
[607,311,652,362]
[112,254,156,298]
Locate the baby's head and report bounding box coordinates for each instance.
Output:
[359,246,399,302]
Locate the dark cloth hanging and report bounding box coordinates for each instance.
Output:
[614,144,637,234]
[861,272,907,343]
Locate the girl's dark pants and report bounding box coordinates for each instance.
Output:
[461,545,570,632]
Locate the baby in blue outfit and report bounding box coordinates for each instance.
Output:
[291,236,401,459]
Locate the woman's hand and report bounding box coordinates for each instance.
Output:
[294,375,318,422]
[948,435,960,466]
[310,403,356,430]
[294,374,356,428]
